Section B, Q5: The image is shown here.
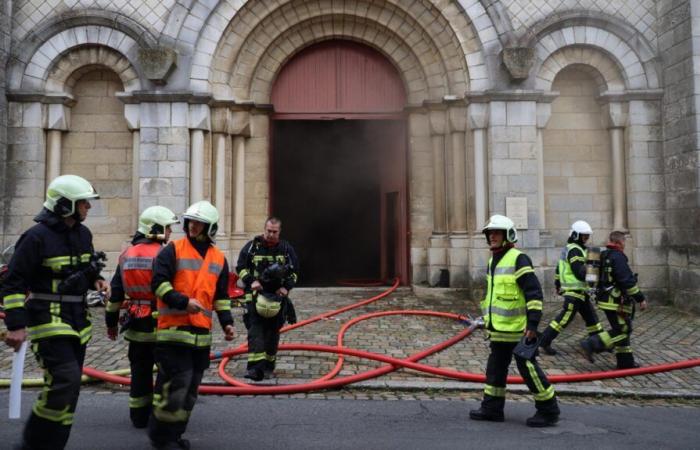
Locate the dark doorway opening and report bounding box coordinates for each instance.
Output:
[272,120,396,286]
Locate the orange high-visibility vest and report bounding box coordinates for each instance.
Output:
[119,242,161,318]
[157,238,225,330]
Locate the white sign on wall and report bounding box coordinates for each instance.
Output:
[506,197,528,229]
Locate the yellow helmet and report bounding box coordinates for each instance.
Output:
[182,201,219,239]
[138,206,179,240]
[255,293,281,318]
[43,174,99,217]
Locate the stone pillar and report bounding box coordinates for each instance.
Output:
[603,102,629,231]
[45,130,62,183]
[45,104,71,185]
[188,104,211,204]
[230,111,251,252]
[428,108,448,286]
[212,132,227,233]
[536,103,552,230]
[448,105,469,287]
[467,103,489,231]
[131,130,140,222]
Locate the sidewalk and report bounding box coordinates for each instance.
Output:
[2,286,700,399]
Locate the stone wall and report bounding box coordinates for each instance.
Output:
[659,0,700,313]
[0,0,9,243]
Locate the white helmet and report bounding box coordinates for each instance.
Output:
[44,174,99,217]
[183,200,219,239]
[138,206,179,240]
[482,214,518,243]
[570,220,593,240]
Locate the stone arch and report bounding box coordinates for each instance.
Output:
[13,25,143,91]
[7,10,155,91]
[535,46,626,92]
[178,0,492,95]
[526,12,659,91]
[45,46,141,93]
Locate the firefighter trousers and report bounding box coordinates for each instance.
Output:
[22,337,86,450]
[540,294,602,346]
[148,343,210,446]
[244,304,283,375]
[481,341,559,415]
[587,309,636,368]
[127,340,156,428]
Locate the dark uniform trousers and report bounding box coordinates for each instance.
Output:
[599,308,636,368]
[244,301,285,374]
[481,341,558,415]
[24,337,86,450]
[540,293,602,345]
[127,339,156,427]
[149,344,210,445]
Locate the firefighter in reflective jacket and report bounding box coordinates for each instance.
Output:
[105,206,179,428]
[580,230,648,368]
[236,216,299,382]
[538,220,604,356]
[2,175,109,450]
[470,215,560,427]
[149,201,235,449]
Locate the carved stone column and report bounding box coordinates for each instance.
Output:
[603,102,629,231]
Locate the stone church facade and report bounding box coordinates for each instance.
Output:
[0,1,698,311]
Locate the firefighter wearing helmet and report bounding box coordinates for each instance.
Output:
[105,206,179,428]
[470,215,560,427]
[149,201,235,448]
[580,230,648,368]
[2,174,110,449]
[236,217,299,382]
[538,220,605,357]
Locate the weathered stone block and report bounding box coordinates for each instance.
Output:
[138,47,177,85]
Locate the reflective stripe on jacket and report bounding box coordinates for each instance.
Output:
[156,238,224,330]
[481,248,527,337]
[557,243,587,292]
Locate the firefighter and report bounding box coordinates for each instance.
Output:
[470,215,560,427]
[149,200,235,449]
[580,231,648,368]
[538,220,604,356]
[2,174,109,450]
[105,206,179,428]
[236,217,299,381]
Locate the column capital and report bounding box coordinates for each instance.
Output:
[536,102,552,129]
[467,103,489,129]
[448,105,467,132]
[601,101,629,129]
[46,104,70,131]
[230,111,251,137]
[428,109,447,135]
[189,104,211,131]
[124,104,140,130]
[211,107,230,134]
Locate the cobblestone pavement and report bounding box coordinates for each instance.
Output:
[3,287,700,404]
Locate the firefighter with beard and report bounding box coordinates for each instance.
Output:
[105,206,179,428]
[470,215,560,427]
[149,201,235,449]
[580,230,648,368]
[236,217,299,382]
[538,220,604,356]
[2,175,109,450]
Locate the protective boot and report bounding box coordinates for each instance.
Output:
[616,352,639,369]
[538,328,557,356]
[469,408,505,422]
[579,333,605,363]
[262,359,276,379]
[526,411,559,427]
[244,368,264,381]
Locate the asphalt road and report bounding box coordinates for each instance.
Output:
[1,391,699,449]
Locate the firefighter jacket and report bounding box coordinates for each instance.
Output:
[106,234,161,342]
[1,208,100,343]
[236,236,299,301]
[554,241,587,299]
[481,246,544,342]
[151,236,233,347]
[597,245,645,314]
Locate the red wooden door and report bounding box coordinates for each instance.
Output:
[271,40,409,284]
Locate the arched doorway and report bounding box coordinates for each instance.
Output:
[270,40,408,286]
